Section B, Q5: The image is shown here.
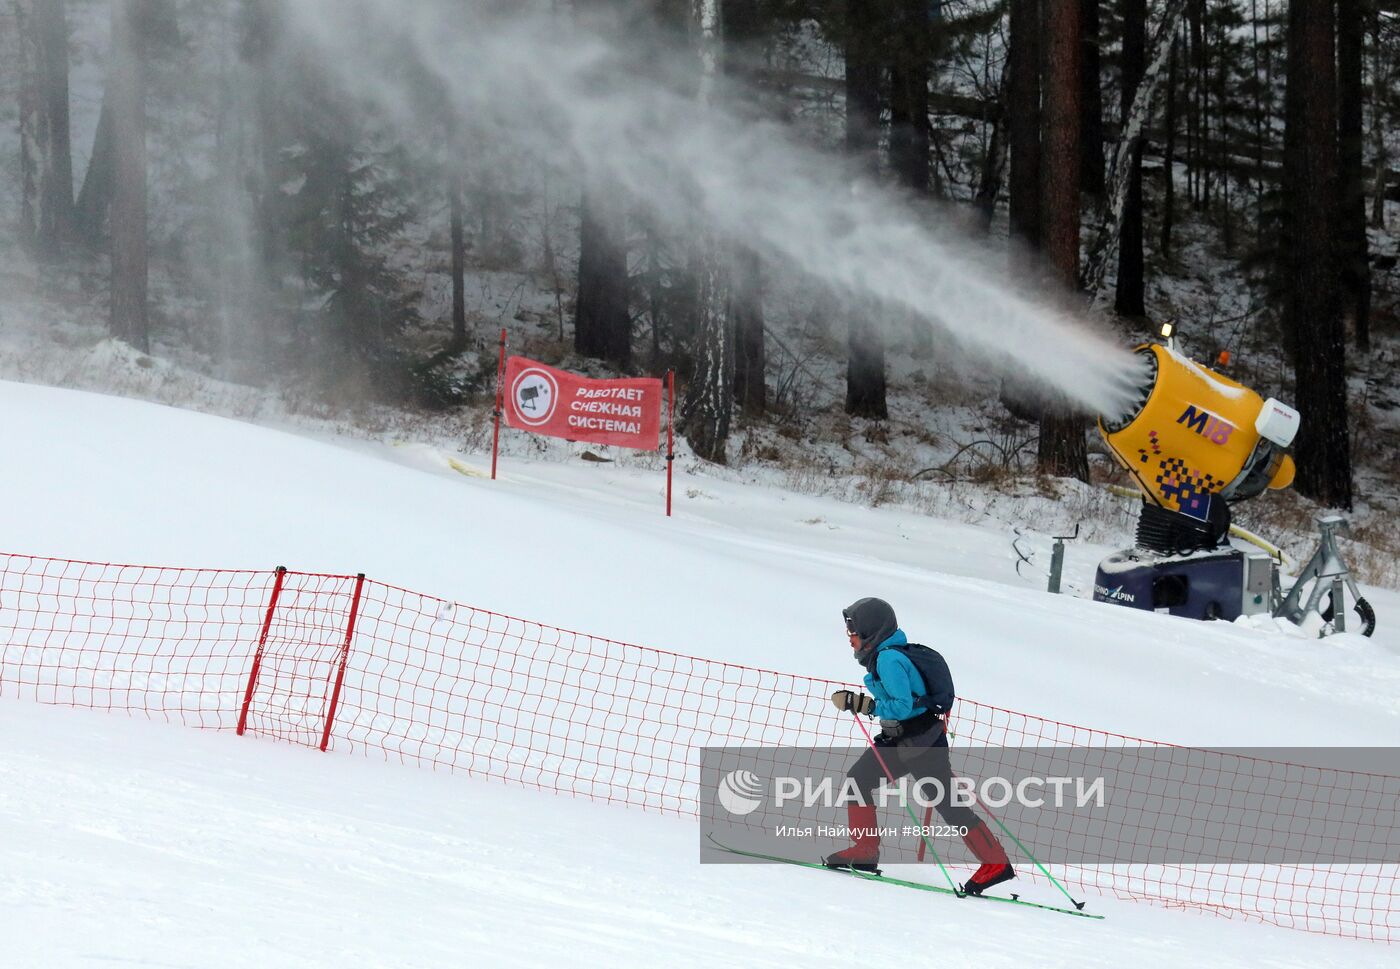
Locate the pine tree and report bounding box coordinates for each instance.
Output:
[288,135,419,367]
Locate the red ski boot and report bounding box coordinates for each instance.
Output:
[823,804,881,872]
[961,821,1015,895]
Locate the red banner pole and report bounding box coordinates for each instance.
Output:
[491,328,507,480]
[666,370,675,518]
[237,566,287,737]
[319,572,366,753]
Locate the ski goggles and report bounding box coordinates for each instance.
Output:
[843,613,857,635]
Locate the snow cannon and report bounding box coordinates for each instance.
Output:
[1090,331,1373,636]
[1098,341,1299,549]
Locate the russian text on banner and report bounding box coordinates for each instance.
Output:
[503,356,662,450]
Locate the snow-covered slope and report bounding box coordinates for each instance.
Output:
[1,699,1387,969]
[4,379,1396,746]
[3,378,1399,966]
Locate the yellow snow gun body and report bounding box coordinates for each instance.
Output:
[1090,341,1372,637]
[1098,343,1298,518]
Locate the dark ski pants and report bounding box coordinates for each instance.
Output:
[847,725,984,829]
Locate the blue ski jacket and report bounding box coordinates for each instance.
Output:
[861,630,927,721]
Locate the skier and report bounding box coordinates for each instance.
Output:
[824,596,1015,897]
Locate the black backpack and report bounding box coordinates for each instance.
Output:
[871,643,955,716]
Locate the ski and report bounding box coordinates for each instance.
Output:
[705,834,1104,921]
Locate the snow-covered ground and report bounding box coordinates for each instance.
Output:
[4,379,1396,745]
[2,377,1398,965]
[2,699,1389,969]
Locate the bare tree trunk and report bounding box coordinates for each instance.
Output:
[844,0,881,173]
[1199,0,1211,208]
[75,92,113,239]
[38,0,72,248]
[973,66,1010,231]
[1114,0,1147,319]
[1250,0,1266,228]
[889,0,930,194]
[683,245,733,460]
[1008,0,1041,248]
[722,0,765,416]
[575,186,631,366]
[1162,30,1179,255]
[1037,0,1089,482]
[845,314,888,418]
[1261,0,1278,231]
[573,0,631,368]
[731,249,765,416]
[17,0,43,244]
[229,0,282,368]
[1284,0,1351,508]
[1000,0,1045,420]
[1079,0,1104,199]
[1337,0,1371,353]
[1369,7,1387,230]
[1188,0,1203,205]
[680,0,733,462]
[109,0,148,352]
[843,0,886,419]
[1082,0,1188,297]
[1211,9,1227,236]
[16,0,75,254]
[449,167,467,351]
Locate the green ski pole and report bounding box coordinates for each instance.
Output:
[946,726,1087,911]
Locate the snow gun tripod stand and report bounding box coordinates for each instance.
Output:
[1274,514,1376,637]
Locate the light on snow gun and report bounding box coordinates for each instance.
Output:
[1087,322,1374,637]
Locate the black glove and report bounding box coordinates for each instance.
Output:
[830,690,875,716]
[872,732,895,748]
[878,718,905,738]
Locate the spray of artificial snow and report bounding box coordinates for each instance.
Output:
[282,0,1143,415]
[0,1,1146,417]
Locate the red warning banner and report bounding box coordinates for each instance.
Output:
[503,356,663,450]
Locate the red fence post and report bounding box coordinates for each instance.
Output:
[319,573,367,753]
[665,369,675,518]
[491,328,507,480]
[237,566,287,737]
